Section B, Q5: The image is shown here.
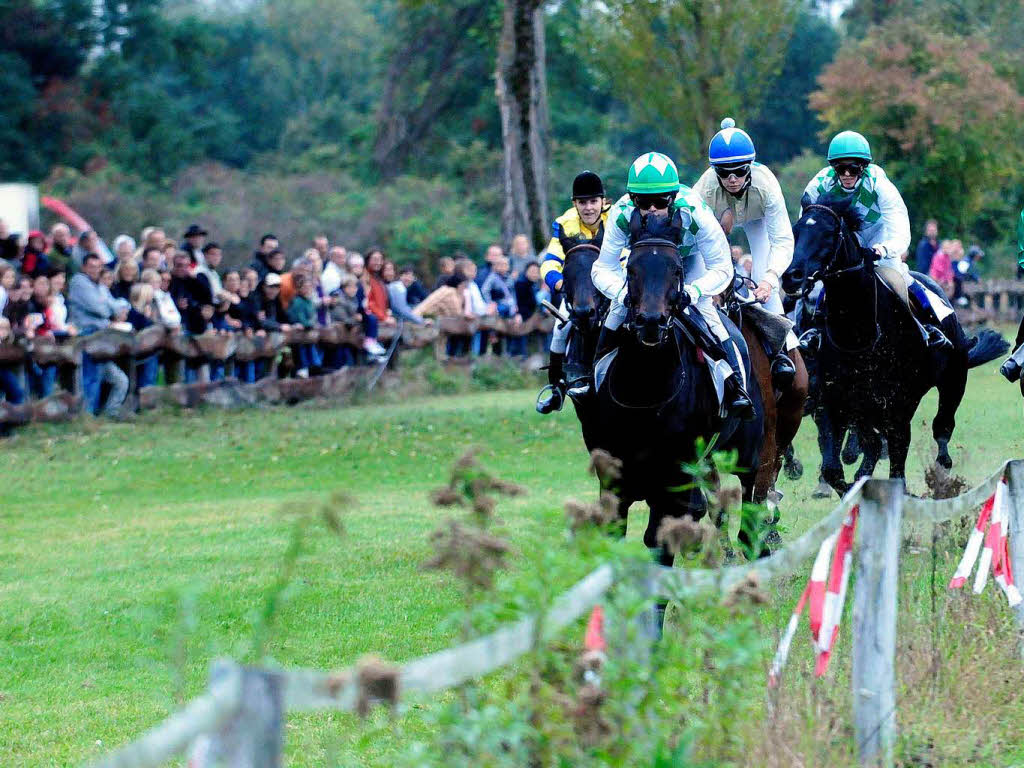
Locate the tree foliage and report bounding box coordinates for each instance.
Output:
[583,0,799,168]
[810,17,1024,240]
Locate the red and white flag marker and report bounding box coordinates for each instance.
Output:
[770,505,859,686]
[949,476,1021,607]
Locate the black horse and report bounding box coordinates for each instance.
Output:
[558,243,608,444]
[783,197,1007,494]
[592,238,765,562]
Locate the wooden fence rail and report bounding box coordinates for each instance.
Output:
[86,460,1024,768]
[957,279,1024,325]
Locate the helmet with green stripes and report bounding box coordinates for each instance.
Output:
[626,152,681,194]
[827,131,872,163]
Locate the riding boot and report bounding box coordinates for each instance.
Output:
[716,337,756,422]
[535,353,565,414]
[798,327,822,356]
[907,282,953,352]
[1000,343,1024,382]
[564,335,591,400]
[770,351,797,390]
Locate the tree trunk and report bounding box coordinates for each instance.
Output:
[495,0,550,253]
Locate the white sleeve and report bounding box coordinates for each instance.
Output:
[690,203,733,298]
[592,219,629,301]
[875,175,911,259]
[762,173,794,287]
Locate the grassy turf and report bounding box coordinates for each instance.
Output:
[3,361,1024,766]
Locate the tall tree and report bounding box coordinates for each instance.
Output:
[584,0,799,169]
[495,0,550,251]
[810,17,1024,236]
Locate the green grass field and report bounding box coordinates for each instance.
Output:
[4,362,1024,766]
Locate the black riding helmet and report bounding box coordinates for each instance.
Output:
[571,170,605,200]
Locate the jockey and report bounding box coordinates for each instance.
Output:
[536,170,611,414]
[692,117,797,388]
[998,207,1024,382]
[800,130,952,352]
[591,151,756,420]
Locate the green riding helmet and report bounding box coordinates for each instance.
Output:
[827,131,872,163]
[626,152,681,194]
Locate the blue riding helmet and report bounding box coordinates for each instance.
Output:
[708,117,756,165]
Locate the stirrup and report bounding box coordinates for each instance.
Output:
[770,353,796,390]
[535,384,564,414]
[566,377,591,400]
[1000,359,1022,383]
[798,328,821,356]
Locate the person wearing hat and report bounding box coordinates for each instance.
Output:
[692,117,797,388]
[536,170,612,414]
[800,131,953,352]
[182,224,208,268]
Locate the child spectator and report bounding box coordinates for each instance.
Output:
[46,270,74,336]
[480,255,519,320]
[3,276,33,337]
[287,273,317,378]
[142,268,181,328]
[22,230,49,278]
[433,256,456,290]
[128,283,160,388]
[386,263,429,326]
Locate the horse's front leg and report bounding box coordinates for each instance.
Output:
[816,407,850,495]
[886,421,912,481]
[854,429,883,481]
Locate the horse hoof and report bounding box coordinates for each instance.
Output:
[937,453,953,470]
[812,479,833,499]
[783,457,804,480]
[764,527,783,555]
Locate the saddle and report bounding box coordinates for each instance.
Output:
[874,265,909,306]
[739,302,794,353]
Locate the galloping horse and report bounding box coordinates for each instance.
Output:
[721,277,809,515]
[558,243,608,446]
[783,197,1008,494]
[592,238,765,561]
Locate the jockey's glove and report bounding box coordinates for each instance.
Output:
[683,284,702,305]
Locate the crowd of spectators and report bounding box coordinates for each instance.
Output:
[0,219,556,418]
[914,219,985,306]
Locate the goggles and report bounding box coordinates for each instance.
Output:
[713,163,750,179]
[631,193,675,210]
[830,161,867,178]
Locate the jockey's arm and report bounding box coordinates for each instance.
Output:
[592,217,629,301]
[690,203,733,300]
[762,173,794,290]
[539,235,566,293]
[873,174,911,260]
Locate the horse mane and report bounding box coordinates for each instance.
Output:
[812,195,864,234]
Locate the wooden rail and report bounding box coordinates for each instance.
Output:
[956,279,1024,324]
[84,460,1024,768]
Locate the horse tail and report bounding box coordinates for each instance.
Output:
[967,328,1010,369]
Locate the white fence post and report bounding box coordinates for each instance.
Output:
[1005,460,1024,658]
[852,478,903,768]
[190,660,284,768]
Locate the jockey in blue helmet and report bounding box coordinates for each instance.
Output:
[692,117,798,388]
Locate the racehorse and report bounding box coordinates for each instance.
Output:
[592,238,766,562]
[721,276,809,521]
[782,197,1008,494]
[558,243,608,445]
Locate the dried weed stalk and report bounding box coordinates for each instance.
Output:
[425,519,511,589]
[565,492,619,532]
[355,655,399,717]
[588,449,623,489]
[656,515,704,556]
[723,570,769,607]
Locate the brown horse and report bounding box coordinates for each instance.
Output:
[723,278,808,542]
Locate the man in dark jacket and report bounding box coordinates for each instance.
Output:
[168,252,213,335]
[249,234,279,281]
[914,219,939,274]
[258,273,291,332]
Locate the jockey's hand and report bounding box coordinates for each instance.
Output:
[753,280,773,303]
[871,244,887,259]
[554,279,563,292]
[719,208,734,236]
[681,284,701,308]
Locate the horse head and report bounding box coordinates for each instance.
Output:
[561,243,603,332]
[783,196,866,296]
[625,238,685,347]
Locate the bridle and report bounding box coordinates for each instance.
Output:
[622,238,686,348]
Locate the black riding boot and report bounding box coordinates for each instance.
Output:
[770,350,797,390]
[564,334,591,400]
[716,336,756,422]
[907,282,953,352]
[536,352,565,414]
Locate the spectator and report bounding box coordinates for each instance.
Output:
[68,254,130,418]
[459,259,495,356]
[514,262,541,320]
[111,259,139,300]
[509,233,536,278]
[434,256,456,290]
[112,234,136,264]
[480,255,518,320]
[126,282,160,388]
[279,254,312,309]
[249,234,280,280]
[3,276,33,335]
[287,273,317,378]
[257,273,291,333]
[321,245,349,296]
[142,268,181,328]
[928,239,956,297]
[0,317,26,408]
[915,219,940,275]
[739,254,753,280]
[138,226,167,255]
[161,240,177,269]
[346,252,367,305]
[313,234,329,263]
[46,270,74,336]
[73,230,107,267]
[386,263,429,325]
[197,242,227,302]
[0,218,21,264]
[47,223,74,273]
[22,230,49,278]
[211,273,242,333]
[954,245,983,305]
[168,252,214,336]
[181,225,208,267]
[476,244,503,287]
[140,246,164,272]
[230,271,261,332]
[242,268,260,292]
[99,267,115,292]
[24,274,57,397]
[365,248,394,326]
[0,262,14,314]
[326,274,362,368]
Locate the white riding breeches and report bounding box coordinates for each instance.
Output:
[550,299,571,354]
[744,218,785,315]
[604,295,729,342]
